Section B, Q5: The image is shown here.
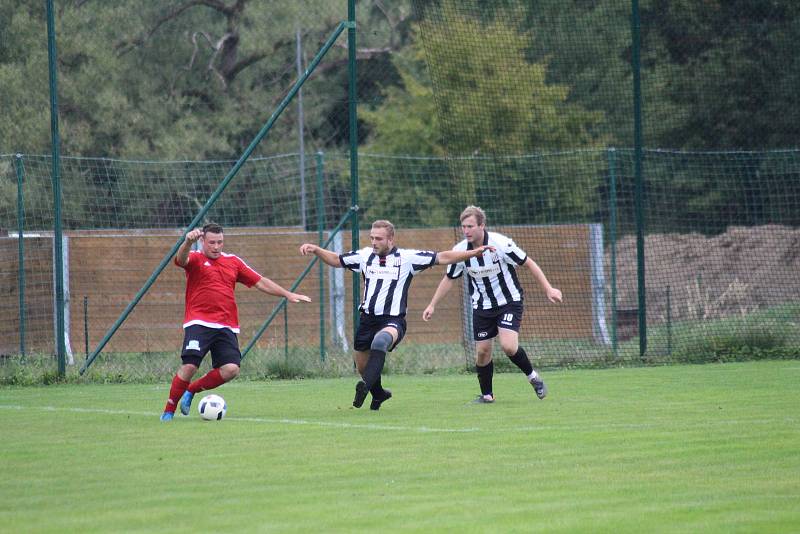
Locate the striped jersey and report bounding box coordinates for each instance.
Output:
[340,246,437,316]
[446,231,527,310]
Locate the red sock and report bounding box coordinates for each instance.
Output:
[188,368,226,394]
[164,375,189,413]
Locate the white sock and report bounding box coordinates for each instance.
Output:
[527,371,539,381]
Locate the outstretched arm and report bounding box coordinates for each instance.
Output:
[435,245,495,265]
[254,277,311,303]
[524,258,562,303]
[422,276,456,321]
[299,243,343,268]
[175,228,203,267]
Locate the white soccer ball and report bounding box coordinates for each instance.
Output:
[198,394,227,421]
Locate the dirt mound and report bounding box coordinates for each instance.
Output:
[608,224,800,322]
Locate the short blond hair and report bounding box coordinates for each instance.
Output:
[371,219,395,238]
[460,205,486,226]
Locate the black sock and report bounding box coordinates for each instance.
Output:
[476,361,494,396]
[369,376,384,396]
[362,349,386,392]
[508,347,533,376]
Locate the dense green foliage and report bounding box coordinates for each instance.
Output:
[0,1,410,158]
[2,1,800,234]
[2,1,798,159]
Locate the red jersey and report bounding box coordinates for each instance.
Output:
[177,250,262,333]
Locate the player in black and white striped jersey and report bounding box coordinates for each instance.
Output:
[300,219,494,410]
[423,206,562,403]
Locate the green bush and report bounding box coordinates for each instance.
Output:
[668,309,800,364]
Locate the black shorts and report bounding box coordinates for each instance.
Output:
[180,325,242,368]
[472,301,524,341]
[354,313,407,352]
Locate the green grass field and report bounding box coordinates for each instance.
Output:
[2,360,799,533]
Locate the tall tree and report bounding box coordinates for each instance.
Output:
[641,0,800,149]
[0,1,416,159]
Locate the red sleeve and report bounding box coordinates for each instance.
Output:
[176,250,199,270]
[236,257,263,288]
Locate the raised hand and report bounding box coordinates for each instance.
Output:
[299,243,317,256]
[185,228,204,243]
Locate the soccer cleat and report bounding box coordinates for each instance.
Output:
[369,388,392,411]
[473,394,495,404]
[530,376,548,399]
[160,411,174,422]
[179,391,195,415]
[353,380,368,408]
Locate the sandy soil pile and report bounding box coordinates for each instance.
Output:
[608,224,800,322]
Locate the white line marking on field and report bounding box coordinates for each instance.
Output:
[1,404,795,433]
[232,416,479,433]
[0,404,479,433]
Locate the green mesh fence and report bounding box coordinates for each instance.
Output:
[4,149,800,381]
[0,153,356,380]
[405,0,800,366]
[631,149,800,363]
[356,149,800,367]
[3,1,800,381]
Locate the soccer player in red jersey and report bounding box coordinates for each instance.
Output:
[160,223,311,421]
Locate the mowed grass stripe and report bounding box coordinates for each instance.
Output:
[0,404,480,433]
[0,403,793,434]
[1,361,798,533]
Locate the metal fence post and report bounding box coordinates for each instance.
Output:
[316,151,326,363]
[46,0,66,376]
[608,148,618,358]
[15,154,26,358]
[631,0,647,357]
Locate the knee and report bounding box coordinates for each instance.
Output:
[371,331,394,353]
[475,347,492,366]
[178,364,198,381]
[219,364,240,381]
[500,343,518,357]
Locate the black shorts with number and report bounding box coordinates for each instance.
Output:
[354,313,407,352]
[180,324,242,368]
[472,301,524,341]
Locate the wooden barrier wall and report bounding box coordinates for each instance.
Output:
[1,237,55,354]
[2,225,595,355]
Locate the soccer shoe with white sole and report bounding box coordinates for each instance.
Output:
[353,380,368,408]
[530,377,548,399]
[179,391,194,415]
[370,388,392,411]
[473,394,495,404]
[160,411,174,422]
